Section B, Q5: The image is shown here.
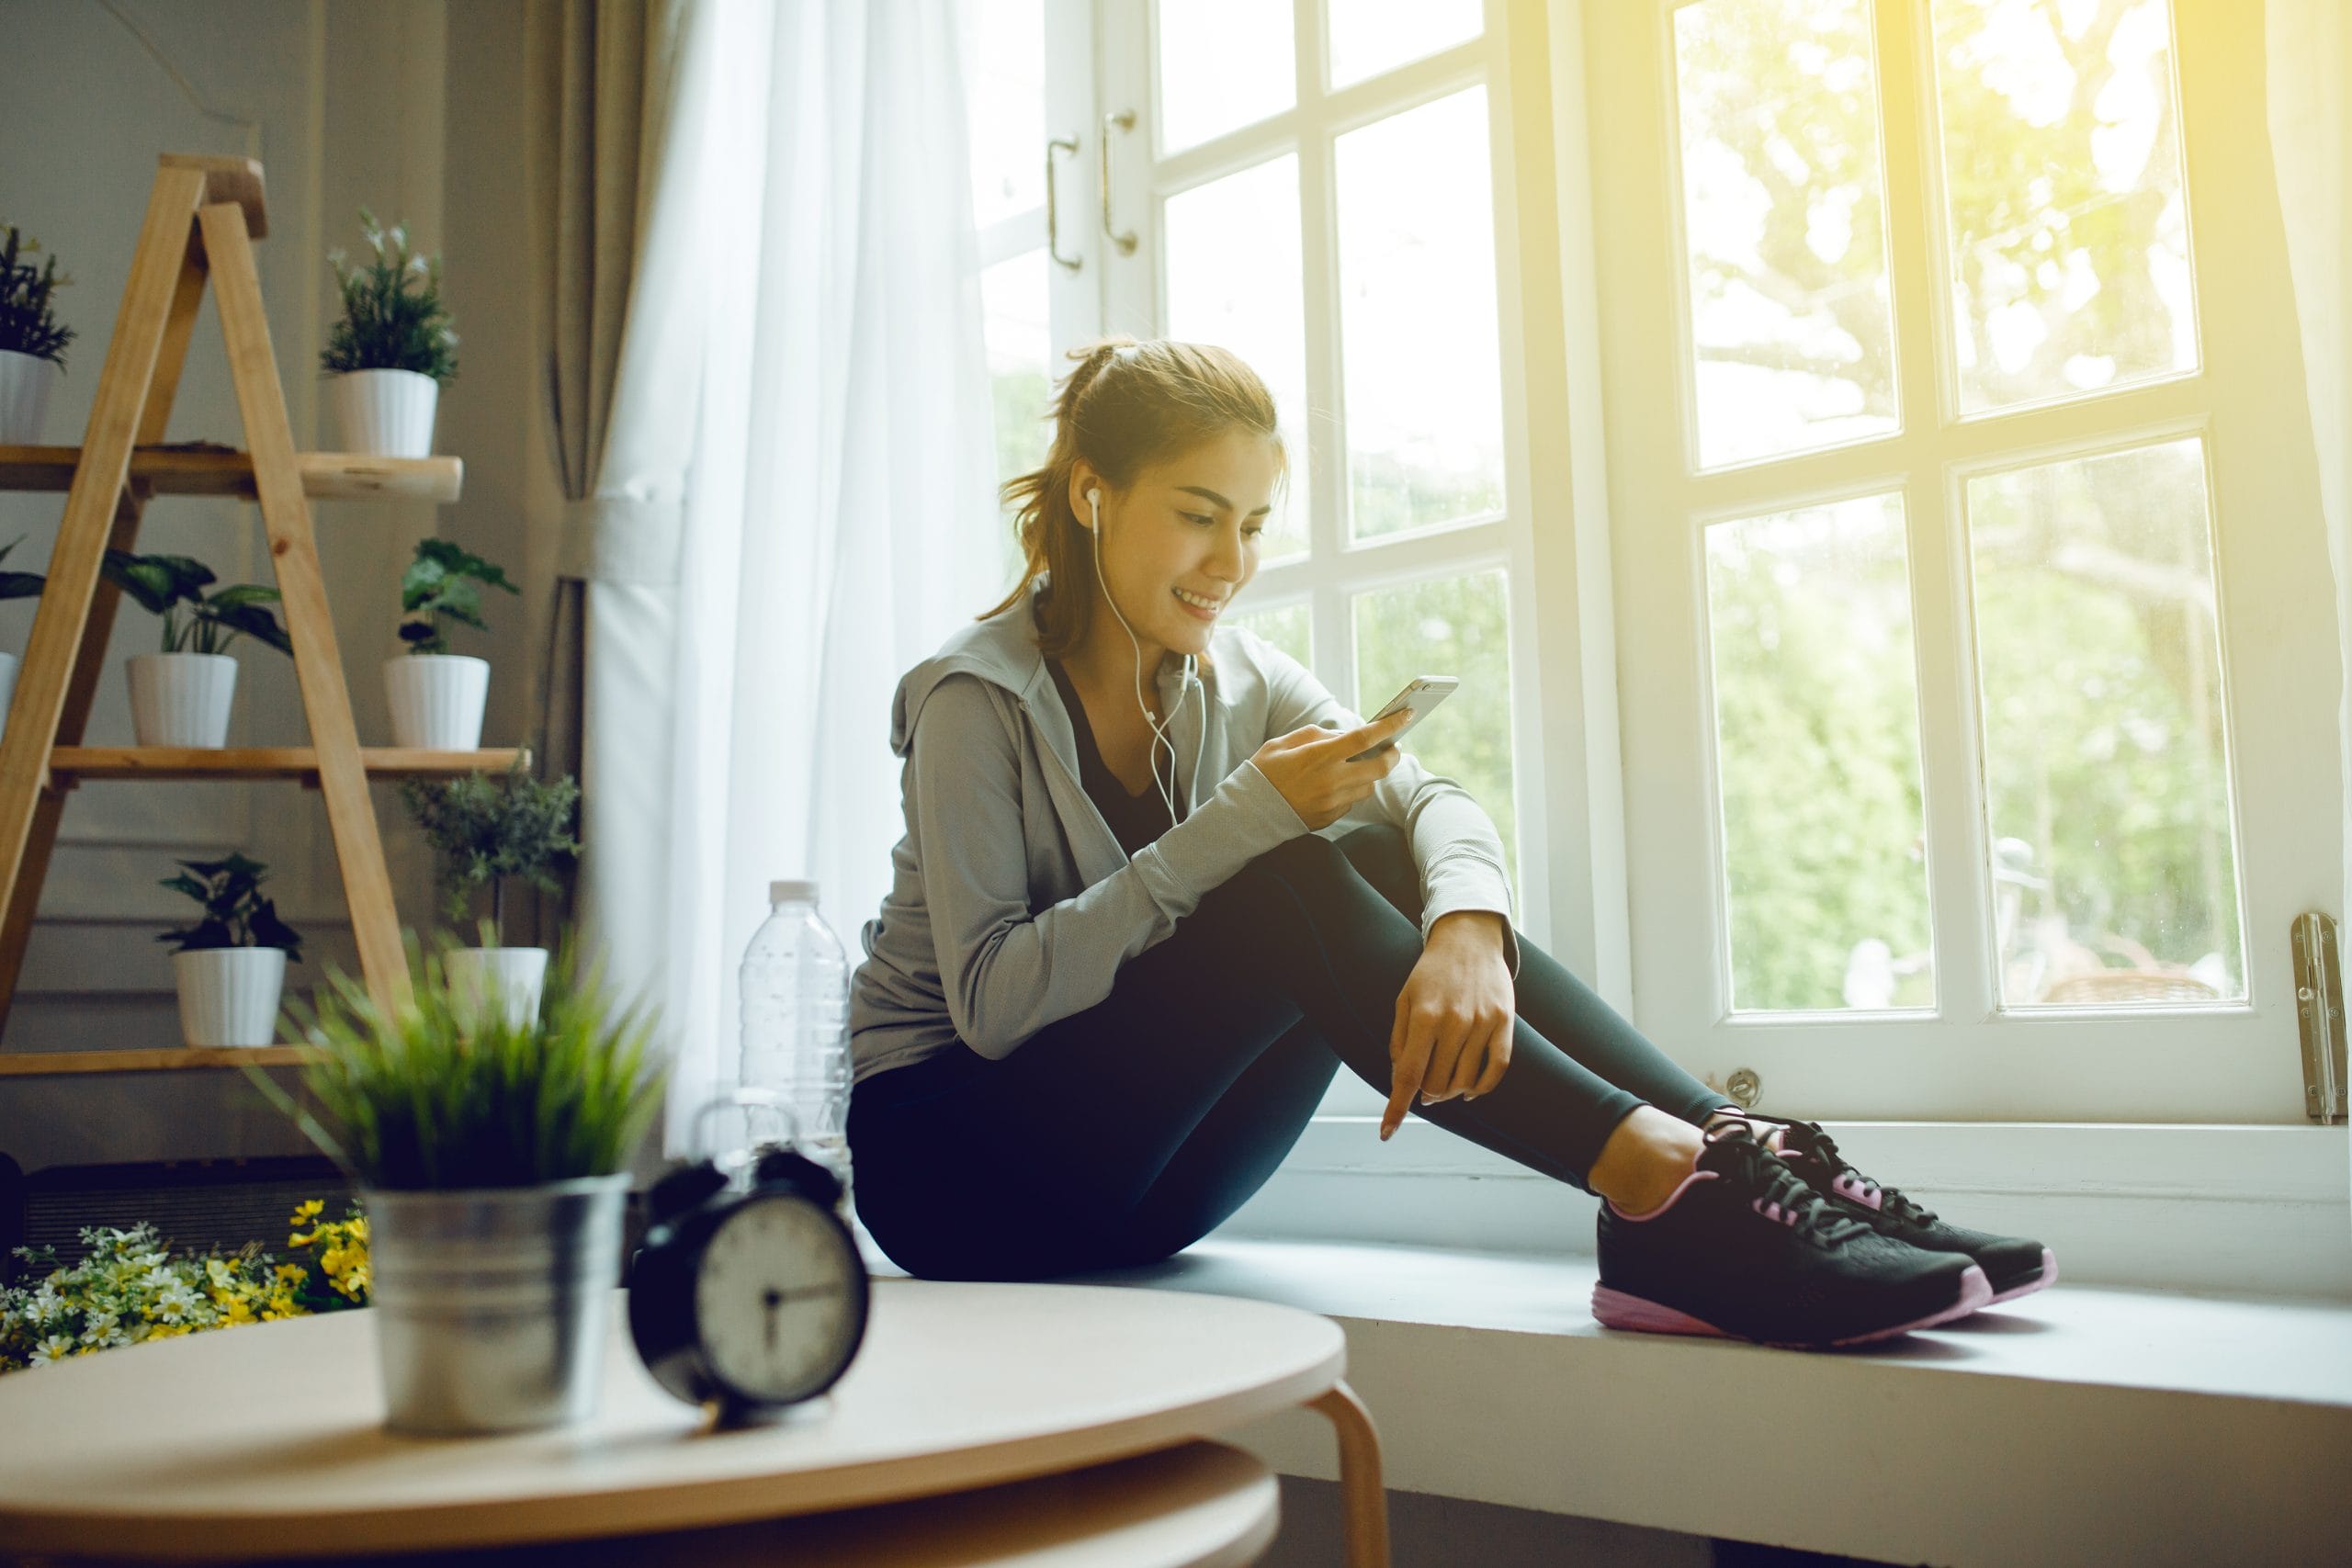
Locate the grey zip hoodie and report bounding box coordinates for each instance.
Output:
[848,574,1521,1086]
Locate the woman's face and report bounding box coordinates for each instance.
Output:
[1073,427,1281,661]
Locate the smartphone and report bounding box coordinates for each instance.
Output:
[1345,676,1459,762]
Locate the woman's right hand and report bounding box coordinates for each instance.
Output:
[1250,707,1413,829]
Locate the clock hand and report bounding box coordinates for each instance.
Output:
[763,1287,782,1352]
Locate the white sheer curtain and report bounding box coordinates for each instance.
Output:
[659,0,1001,1152]
[2264,0,2351,1217]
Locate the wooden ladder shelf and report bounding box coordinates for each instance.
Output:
[0,154,517,1077]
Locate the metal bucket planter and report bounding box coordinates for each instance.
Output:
[364,1174,628,1435]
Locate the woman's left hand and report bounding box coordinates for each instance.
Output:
[1381,911,1515,1140]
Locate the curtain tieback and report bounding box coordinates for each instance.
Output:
[558,495,684,586]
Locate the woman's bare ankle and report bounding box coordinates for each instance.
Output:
[1589,1107,1705,1214]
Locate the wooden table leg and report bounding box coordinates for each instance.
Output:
[1306,1381,1390,1568]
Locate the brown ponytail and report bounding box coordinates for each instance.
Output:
[983,337,1285,659]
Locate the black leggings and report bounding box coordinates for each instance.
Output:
[845,825,1727,1282]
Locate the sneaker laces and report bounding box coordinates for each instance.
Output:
[1702,1123,1871,1244]
[1777,1121,1939,1227]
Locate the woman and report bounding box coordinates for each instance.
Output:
[845,338,2053,1349]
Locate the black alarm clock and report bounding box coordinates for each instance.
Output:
[628,1142,870,1425]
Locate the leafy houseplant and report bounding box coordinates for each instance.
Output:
[102,550,290,749]
[1,225,74,446]
[382,538,517,750]
[0,536,46,733]
[401,759,581,1029]
[160,853,303,1049]
[322,209,457,458]
[251,940,664,1433]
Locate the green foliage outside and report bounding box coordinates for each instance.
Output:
[400,538,518,655]
[400,758,582,940]
[0,225,74,368]
[1353,572,1517,873]
[102,549,291,657]
[322,209,459,386]
[157,852,303,960]
[253,939,665,1190]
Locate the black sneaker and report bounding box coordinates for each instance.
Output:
[1593,1123,1990,1348]
[1757,1117,2056,1304]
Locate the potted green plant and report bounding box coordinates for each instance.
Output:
[251,939,664,1434]
[0,225,75,446]
[101,549,291,748]
[159,852,303,1048]
[400,758,581,1027]
[322,209,457,458]
[384,538,517,750]
[0,536,47,732]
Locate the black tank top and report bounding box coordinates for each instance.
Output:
[1046,658,1187,856]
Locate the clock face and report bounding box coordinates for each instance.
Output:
[693,1195,863,1404]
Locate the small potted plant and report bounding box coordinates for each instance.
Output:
[384,538,517,750]
[102,549,291,748]
[322,209,457,458]
[0,536,45,731]
[160,852,303,1049]
[401,757,581,1027]
[251,939,664,1434]
[0,225,75,445]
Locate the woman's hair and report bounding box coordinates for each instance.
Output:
[983,336,1285,658]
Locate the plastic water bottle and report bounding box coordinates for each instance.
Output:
[737,880,852,1191]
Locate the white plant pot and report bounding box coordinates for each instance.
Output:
[128,652,238,748]
[0,650,17,737]
[174,947,288,1048]
[384,654,490,750]
[333,367,439,458]
[446,947,548,1031]
[0,349,61,446]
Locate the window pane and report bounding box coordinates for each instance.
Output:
[1166,157,1310,564]
[1968,439,2244,1007]
[966,0,1044,229]
[1930,0,2196,413]
[1157,0,1294,154]
[1352,571,1516,873]
[1328,0,1482,88]
[1335,89,1505,540]
[1232,601,1310,667]
[1671,0,1900,469]
[1704,496,1934,1013]
[981,250,1051,583]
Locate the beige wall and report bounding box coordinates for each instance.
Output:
[0,0,535,1169]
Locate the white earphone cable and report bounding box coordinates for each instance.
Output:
[1089,489,1182,825]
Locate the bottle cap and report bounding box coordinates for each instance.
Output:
[770,879,818,904]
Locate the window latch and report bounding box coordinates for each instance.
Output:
[2292,911,2346,1123]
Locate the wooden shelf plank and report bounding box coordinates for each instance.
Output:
[47,746,525,784]
[0,445,462,503]
[0,1044,318,1077]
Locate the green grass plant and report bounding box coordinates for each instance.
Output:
[249,936,665,1190]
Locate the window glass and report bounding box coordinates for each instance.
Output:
[1671,0,1901,469]
[1930,0,2197,413]
[1704,495,1935,1012]
[1166,155,1311,563]
[1352,570,1517,873]
[1334,88,1505,540]
[981,249,1052,583]
[1328,0,1482,89]
[1158,0,1295,153]
[966,0,1045,228]
[1967,437,2244,1006]
[1232,601,1311,667]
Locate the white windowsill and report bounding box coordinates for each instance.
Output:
[1221,1118,2352,1296]
[874,1236,2352,1568]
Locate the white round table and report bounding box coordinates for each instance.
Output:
[0,1280,1389,1566]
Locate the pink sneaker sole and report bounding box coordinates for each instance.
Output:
[1592,1264,1994,1349]
[1984,1247,2058,1306]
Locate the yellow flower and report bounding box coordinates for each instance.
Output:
[292,1200,324,1222]
[274,1265,307,1285]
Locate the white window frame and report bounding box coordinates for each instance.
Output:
[1585,0,2341,1123]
